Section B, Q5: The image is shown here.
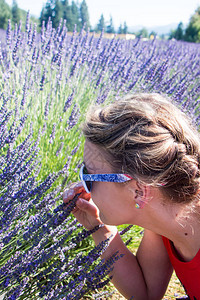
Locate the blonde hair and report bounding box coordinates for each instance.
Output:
[82,93,200,204]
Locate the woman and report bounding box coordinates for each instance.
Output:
[63,93,200,300]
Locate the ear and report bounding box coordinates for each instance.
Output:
[128,181,151,208]
[136,182,151,208]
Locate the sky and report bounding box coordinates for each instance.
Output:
[5,0,200,29]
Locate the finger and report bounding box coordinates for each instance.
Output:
[76,198,98,216]
[63,182,84,202]
[63,182,90,203]
[63,192,82,211]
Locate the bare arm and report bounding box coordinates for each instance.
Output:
[63,185,173,300]
[92,227,173,300]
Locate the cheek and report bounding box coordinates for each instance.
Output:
[91,182,104,200]
[91,183,110,206]
[91,182,122,209]
[91,181,129,204]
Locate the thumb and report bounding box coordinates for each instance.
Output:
[76,198,98,215]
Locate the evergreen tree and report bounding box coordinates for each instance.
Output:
[40,7,45,27]
[118,22,128,34]
[96,14,105,32]
[118,23,123,34]
[174,22,184,40]
[169,22,184,40]
[11,0,20,26]
[136,27,148,38]
[40,0,54,27]
[52,0,63,28]
[61,0,68,13]
[61,0,74,31]
[184,6,200,43]
[123,21,128,34]
[80,0,90,29]
[71,1,80,30]
[0,0,12,29]
[106,16,115,33]
[61,0,69,21]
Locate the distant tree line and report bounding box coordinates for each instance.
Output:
[94,13,128,34]
[40,0,90,31]
[169,6,200,43]
[1,0,200,42]
[40,0,130,34]
[0,0,38,30]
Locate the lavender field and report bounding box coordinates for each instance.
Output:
[0,13,200,299]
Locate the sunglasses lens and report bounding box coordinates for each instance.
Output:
[83,166,88,174]
[86,181,92,193]
[82,165,92,193]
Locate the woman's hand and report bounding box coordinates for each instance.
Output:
[63,182,103,230]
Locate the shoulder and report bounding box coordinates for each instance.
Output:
[137,230,171,266]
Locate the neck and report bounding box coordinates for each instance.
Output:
[133,190,200,261]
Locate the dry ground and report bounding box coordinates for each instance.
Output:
[109,271,186,299]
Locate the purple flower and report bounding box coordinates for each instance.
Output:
[63,91,74,112]
[6,19,11,47]
[65,104,80,131]
[1,15,200,300]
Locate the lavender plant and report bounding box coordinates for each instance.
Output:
[1,16,199,180]
[0,121,121,299]
[0,13,200,299]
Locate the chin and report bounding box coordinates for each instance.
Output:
[99,213,119,226]
[99,213,110,225]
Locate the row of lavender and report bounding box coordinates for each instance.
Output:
[1,16,200,180]
[0,12,200,299]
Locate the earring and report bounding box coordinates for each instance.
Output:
[135,190,142,209]
[135,203,140,209]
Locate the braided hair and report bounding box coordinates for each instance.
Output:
[82,93,200,204]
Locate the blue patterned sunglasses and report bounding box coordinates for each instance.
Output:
[79,164,133,193]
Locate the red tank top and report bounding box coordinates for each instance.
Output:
[162,236,200,299]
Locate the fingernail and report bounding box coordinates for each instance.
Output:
[68,191,74,197]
